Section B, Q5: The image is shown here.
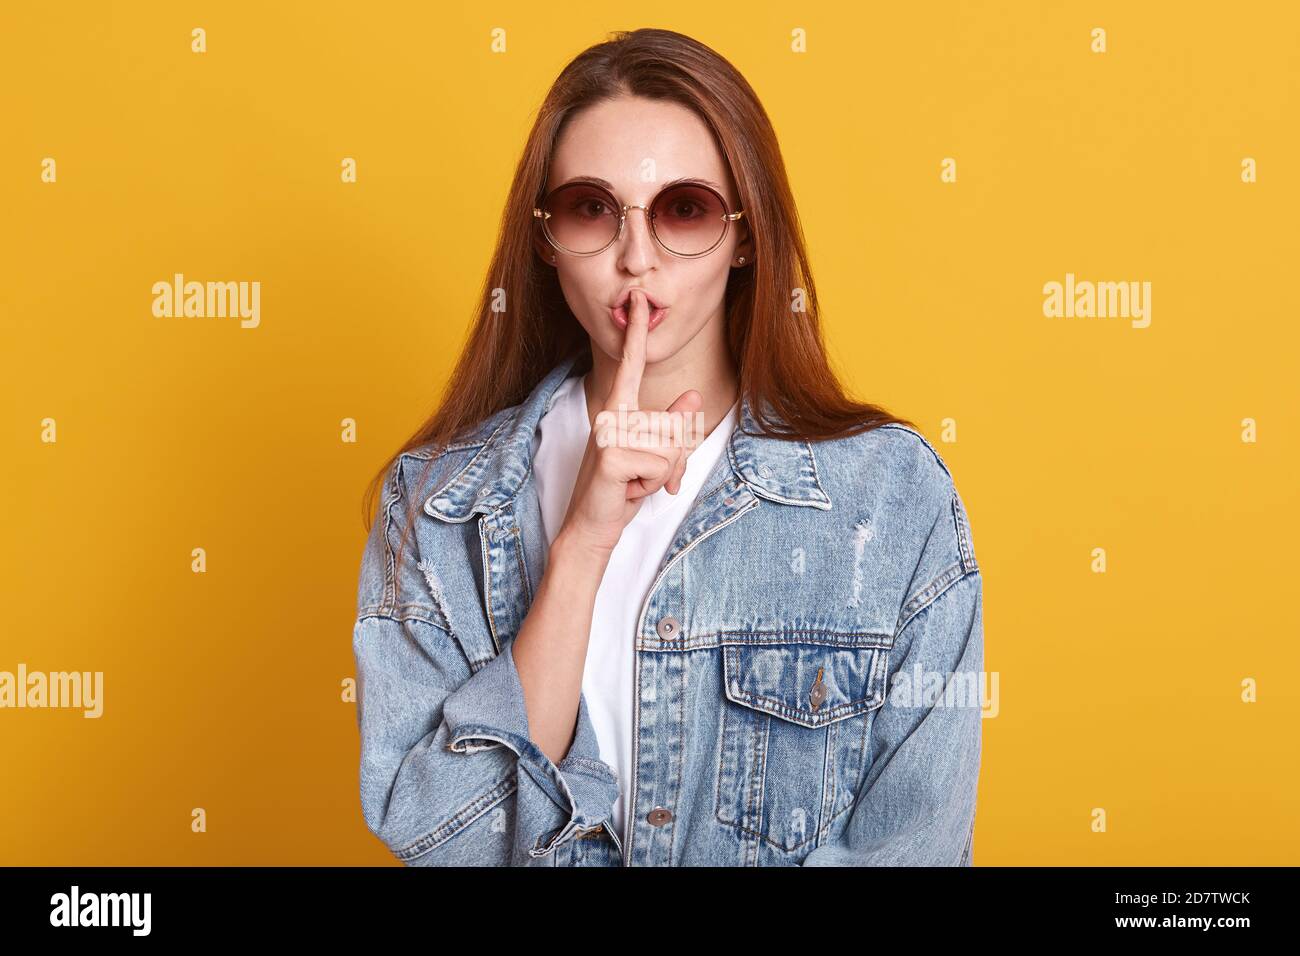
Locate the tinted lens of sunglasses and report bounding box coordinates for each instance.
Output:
[650,184,729,255]
[540,183,620,254]
[541,182,733,255]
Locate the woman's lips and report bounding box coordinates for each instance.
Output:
[610,303,668,330]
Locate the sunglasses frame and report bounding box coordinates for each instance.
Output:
[533,179,745,259]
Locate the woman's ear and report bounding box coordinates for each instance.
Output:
[532,231,558,267]
[732,219,754,266]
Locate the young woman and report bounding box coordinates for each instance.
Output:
[353,28,983,867]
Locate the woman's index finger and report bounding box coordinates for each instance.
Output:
[606,288,649,411]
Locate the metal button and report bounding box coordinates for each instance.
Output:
[809,666,827,711]
[647,807,673,826]
[757,464,773,479]
[656,615,680,640]
[476,487,491,499]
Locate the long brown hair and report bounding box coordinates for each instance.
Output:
[362,27,913,574]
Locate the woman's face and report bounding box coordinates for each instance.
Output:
[536,94,752,368]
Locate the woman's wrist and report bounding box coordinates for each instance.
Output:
[550,524,614,581]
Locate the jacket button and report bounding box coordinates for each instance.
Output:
[656,615,680,639]
[809,665,827,711]
[647,807,673,826]
[809,681,827,710]
[757,464,772,478]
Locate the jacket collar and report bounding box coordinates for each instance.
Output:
[424,352,831,522]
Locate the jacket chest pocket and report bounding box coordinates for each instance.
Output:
[715,636,890,852]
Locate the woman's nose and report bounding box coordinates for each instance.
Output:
[617,205,660,266]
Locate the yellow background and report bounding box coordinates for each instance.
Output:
[2,1,1296,865]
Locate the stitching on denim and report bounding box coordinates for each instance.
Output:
[850,672,874,814]
[821,713,838,845]
[449,739,505,754]
[378,457,403,614]
[802,438,832,505]
[666,650,687,865]
[478,515,500,658]
[714,661,729,829]
[650,485,756,578]
[723,647,887,727]
[746,708,766,840]
[714,630,894,649]
[440,438,489,454]
[828,650,883,832]
[836,705,884,827]
[895,566,978,647]
[728,690,882,727]
[696,472,741,507]
[875,423,955,480]
[896,561,967,635]
[446,727,520,755]
[952,493,977,574]
[393,776,516,861]
[511,523,532,608]
[531,818,583,858]
[425,413,516,513]
[739,715,822,853]
[400,444,438,460]
[357,608,451,632]
[556,755,617,782]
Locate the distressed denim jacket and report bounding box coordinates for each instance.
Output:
[353,352,983,866]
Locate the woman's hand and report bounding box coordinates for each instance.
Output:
[556,289,703,560]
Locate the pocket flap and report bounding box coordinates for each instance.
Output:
[721,639,889,729]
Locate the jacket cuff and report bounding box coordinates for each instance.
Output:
[440,641,620,857]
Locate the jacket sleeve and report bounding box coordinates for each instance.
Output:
[801,485,984,867]
[352,457,619,866]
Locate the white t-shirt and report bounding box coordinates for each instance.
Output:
[531,372,739,850]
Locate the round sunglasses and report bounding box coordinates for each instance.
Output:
[533,179,744,258]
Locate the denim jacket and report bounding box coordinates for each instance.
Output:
[353,352,983,866]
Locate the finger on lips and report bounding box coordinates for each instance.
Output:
[607,289,648,412]
[602,289,705,499]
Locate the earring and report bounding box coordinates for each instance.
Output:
[550,255,557,263]
[735,256,746,264]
